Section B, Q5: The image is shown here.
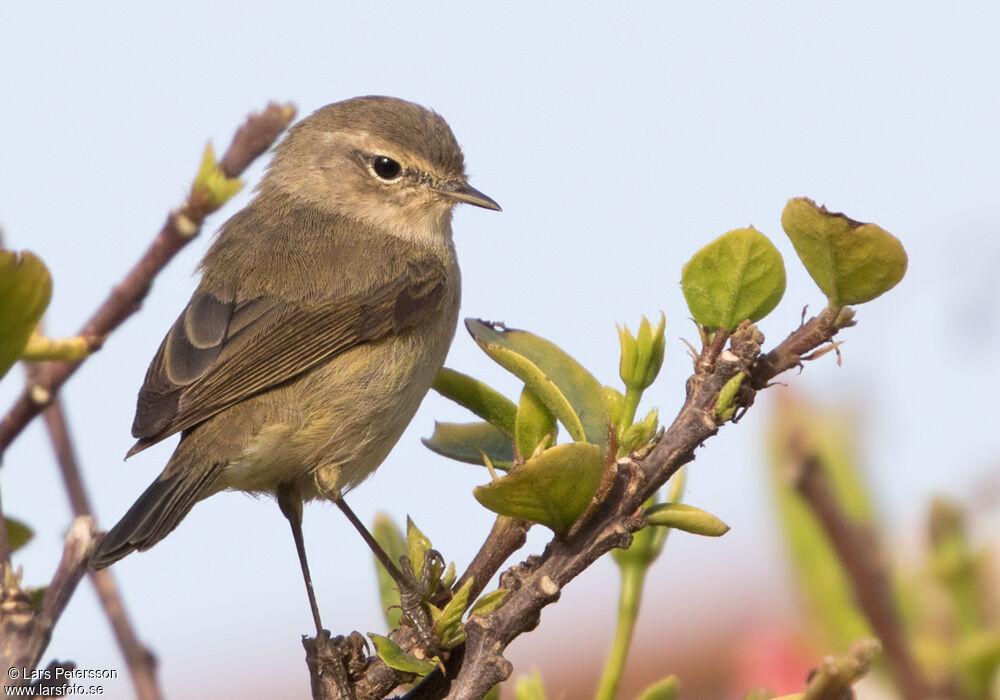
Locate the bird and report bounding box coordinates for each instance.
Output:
[90,96,500,635]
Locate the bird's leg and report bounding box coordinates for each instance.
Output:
[277,482,325,638]
[333,497,437,647]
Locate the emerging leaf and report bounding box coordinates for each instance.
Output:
[4,518,33,553]
[21,332,95,362]
[406,517,432,582]
[469,588,509,617]
[680,227,786,331]
[0,250,52,380]
[434,578,472,648]
[782,197,907,306]
[634,675,680,700]
[474,442,605,534]
[372,514,407,628]
[422,421,515,470]
[368,633,437,676]
[191,143,243,213]
[645,503,730,537]
[618,313,666,392]
[465,320,609,449]
[432,368,517,436]
[515,387,557,460]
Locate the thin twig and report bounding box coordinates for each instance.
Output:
[41,394,162,700]
[0,101,296,459]
[787,430,928,700]
[1,516,96,689]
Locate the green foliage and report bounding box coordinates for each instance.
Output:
[781,197,907,306]
[406,517,434,585]
[474,442,605,534]
[515,387,557,460]
[430,578,472,648]
[465,320,608,447]
[0,250,52,380]
[368,633,437,676]
[681,227,786,331]
[645,502,730,537]
[768,395,876,650]
[618,313,666,393]
[422,421,515,470]
[4,518,33,553]
[432,368,517,436]
[714,372,745,422]
[469,588,509,618]
[618,408,659,456]
[372,514,407,628]
[634,675,680,700]
[191,143,243,213]
[513,671,549,700]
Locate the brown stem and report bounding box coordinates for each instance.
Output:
[0,101,296,459]
[40,394,162,700]
[1,517,96,688]
[788,431,928,700]
[453,516,530,602]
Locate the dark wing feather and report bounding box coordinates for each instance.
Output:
[128,259,446,456]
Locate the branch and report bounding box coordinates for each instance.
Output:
[1,516,95,688]
[0,101,296,459]
[787,430,928,700]
[41,392,162,700]
[336,309,853,699]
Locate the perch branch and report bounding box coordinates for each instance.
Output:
[0,101,296,459]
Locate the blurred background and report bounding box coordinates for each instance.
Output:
[1,2,998,698]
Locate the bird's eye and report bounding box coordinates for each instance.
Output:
[370,155,402,181]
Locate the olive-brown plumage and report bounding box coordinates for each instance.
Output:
[91,96,499,571]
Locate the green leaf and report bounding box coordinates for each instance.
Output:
[714,372,745,422]
[372,514,406,628]
[514,671,548,700]
[21,334,94,362]
[515,387,557,459]
[680,227,786,331]
[645,503,730,537]
[434,578,472,648]
[422,421,515,470]
[432,368,517,436]
[474,442,604,534]
[634,675,680,700]
[368,633,438,676]
[618,313,666,392]
[619,408,659,456]
[782,197,907,306]
[469,588,509,617]
[0,250,52,380]
[768,395,876,650]
[5,518,33,554]
[191,143,243,213]
[465,320,609,449]
[407,517,432,582]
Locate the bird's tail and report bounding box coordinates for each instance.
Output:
[90,462,224,569]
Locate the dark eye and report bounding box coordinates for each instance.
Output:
[371,155,402,181]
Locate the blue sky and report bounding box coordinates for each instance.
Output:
[1,3,998,697]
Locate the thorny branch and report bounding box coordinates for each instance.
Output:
[0,101,296,460]
[316,306,858,699]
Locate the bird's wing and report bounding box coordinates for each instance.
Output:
[127,258,447,456]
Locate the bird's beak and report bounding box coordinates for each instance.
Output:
[432,181,502,211]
